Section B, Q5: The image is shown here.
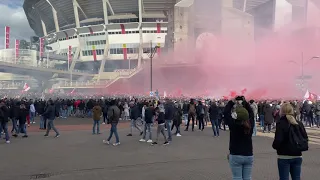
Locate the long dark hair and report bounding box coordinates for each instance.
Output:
[242,119,251,135]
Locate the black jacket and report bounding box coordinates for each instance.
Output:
[209,104,221,120]
[144,107,154,124]
[157,112,165,124]
[164,103,174,120]
[272,116,307,156]
[43,105,56,120]
[130,105,140,120]
[0,104,9,123]
[224,100,254,156]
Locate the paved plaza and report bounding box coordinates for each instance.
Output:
[1,118,320,180]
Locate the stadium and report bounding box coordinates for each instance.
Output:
[1,0,320,97]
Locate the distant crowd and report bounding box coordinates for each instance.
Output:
[0,95,313,180]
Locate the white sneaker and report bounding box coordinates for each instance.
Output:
[139,139,146,142]
[33,122,36,124]
[113,142,120,146]
[147,139,153,143]
[176,133,182,137]
[103,140,110,145]
[5,141,10,144]
[102,122,106,124]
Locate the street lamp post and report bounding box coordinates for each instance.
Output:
[148,41,160,94]
[289,52,319,91]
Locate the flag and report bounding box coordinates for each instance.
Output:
[68,45,72,62]
[304,90,310,99]
[5,26,10,49]
[23,83,30,92]
[92,45,97,61]
[39,37,44,58]
[15,39,19,63]
[241,88,247,95]
[70,88,76,94]
[304,90,318,100]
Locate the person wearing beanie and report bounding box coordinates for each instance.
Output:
[224,96,255,180]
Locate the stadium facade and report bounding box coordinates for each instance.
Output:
[1,0,318,91]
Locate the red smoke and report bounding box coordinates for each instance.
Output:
[105,16,320,99]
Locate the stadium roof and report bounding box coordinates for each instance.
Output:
[233,0,273,11]
[23,0,176,36]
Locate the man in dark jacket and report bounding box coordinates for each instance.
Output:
[43,100,60,138]
[103,100,121,146]
[171,103,182,136]
[127,103,143,136]
[164,100,174,141]
[0,100,10,143]
[139,103,154,142]
[209,101,221,137]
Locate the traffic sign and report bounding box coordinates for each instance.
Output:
[150,91,154,97]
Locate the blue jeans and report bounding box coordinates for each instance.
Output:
[93,120,100,134]
[30,112,36,123]
[107,123,119,143]
[259,114,264,128]
[316,115,320,127]
[142,123,152,140]
[165,120,172,141]
[183,114,188,125]
[17,123,27,135]
[45,119,59,136]
[62,109,67,118]
[252,122,257,136]
[229,155,254,180]
[211,119,219,136]
[278,158,302,180]
[0,121,10,141]
[40,116,45,129]
[11,118,18,133]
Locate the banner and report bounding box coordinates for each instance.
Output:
[68,46,72,62]
[15,39,19,63]
[39,37,44,58]
[92,45,97,61]
[5,26,10,49]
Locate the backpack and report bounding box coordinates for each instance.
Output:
[189,104,196,115]
[288,122,309,152]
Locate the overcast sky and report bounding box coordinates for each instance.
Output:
[0,0,35,49]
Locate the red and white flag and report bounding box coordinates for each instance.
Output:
[23,83,30,92]
[304,90,318,100]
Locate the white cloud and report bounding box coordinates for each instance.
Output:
[0,3,35,49]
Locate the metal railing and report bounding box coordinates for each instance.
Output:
[0,58,95,74]
[57,80,111,87]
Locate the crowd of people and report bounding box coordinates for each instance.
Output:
[0,94,313,180]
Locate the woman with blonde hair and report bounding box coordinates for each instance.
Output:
[272,103,308,180]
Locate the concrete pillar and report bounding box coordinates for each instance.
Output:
[73,0,80,28]
[102,0,109,25]
[52,7,60,32]
[41,20,48,36]
[138,0,143,67]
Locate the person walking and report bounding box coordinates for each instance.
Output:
[0,100,10,144]
[224,96,255,180]
[272,103,308,180]
[139,103,154,143]
[209,101,221,137]
[103,100,121,146]
[43,100,60,138]
[92,103,102,134]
